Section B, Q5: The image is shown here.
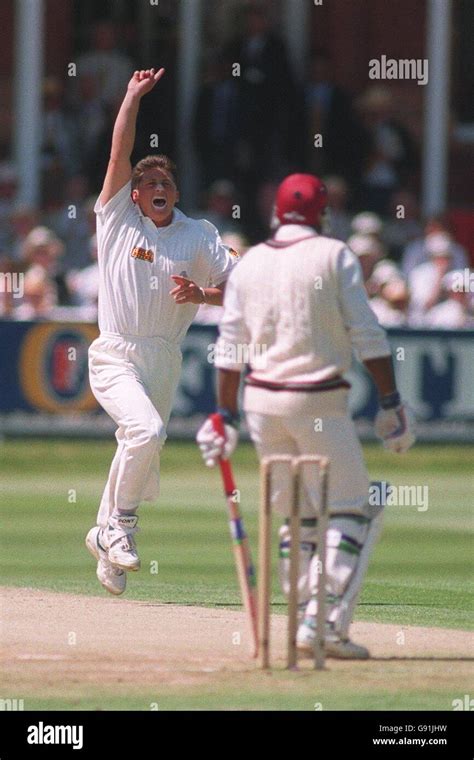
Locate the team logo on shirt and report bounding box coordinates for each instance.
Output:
[131,247,154,263]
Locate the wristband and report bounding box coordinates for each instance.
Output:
[379,391,401,410]
[216,407,240,428]
[199,287,206,304]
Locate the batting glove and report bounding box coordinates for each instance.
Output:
[196,412,239,467]
[374,392,416,454]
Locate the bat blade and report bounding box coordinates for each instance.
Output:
[210,413,258,657]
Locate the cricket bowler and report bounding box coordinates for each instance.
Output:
[197,174,415,659]
[86,69,237,595]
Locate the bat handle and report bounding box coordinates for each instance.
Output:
[210,412,225,437]
[209,413,235,496]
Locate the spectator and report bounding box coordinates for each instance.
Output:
[347,233,400,297]
[46,175,92,272]
[41,77,78,202]
[191,180,242,234]
[12,265,57,321]
[225,2,296,231]
[304,50,361,181]
[370,277,410,327]
[9,205,40,262]
[421,270,474,329]
[0,162,17,249]
[80,110,115,195]
[66,234,99,322]
[21,226,68,306]
[22,226,64,271]
[323,175,352,242]
[401,214,468,278]
[72,73,109,183]
[0,252,18,318]
[408,232,457,324]
[356,86,417,215]
[382,190,423,261]
[369,259,404,293]
[193,55,240,187]
[351,211,384,240]
[254,180,279,240]
[76,21,134,110]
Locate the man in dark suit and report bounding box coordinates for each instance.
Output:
[193,56,240,189]
[304,50,362,184]
[224,2,298,237]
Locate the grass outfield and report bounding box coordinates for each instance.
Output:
[1,438,473,630]
[11,684,471,712]
[1,438,473,711]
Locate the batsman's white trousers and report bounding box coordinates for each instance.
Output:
[89,332,181,527]
[244,387,369,517]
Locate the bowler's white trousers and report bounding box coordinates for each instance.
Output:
[89,332,182,527]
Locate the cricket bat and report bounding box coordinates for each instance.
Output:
[210,413,258,657]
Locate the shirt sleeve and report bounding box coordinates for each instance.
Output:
[201,221,239,287]
[214,269,251,371]
[336,247,391,361]
[94,180,136,225]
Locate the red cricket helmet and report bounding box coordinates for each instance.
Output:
[275,173,328,227]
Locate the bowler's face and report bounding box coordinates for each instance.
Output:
[132,168,179,227]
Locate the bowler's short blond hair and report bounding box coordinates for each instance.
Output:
[131,155,178,190]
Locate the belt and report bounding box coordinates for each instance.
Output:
[244,375,351,392]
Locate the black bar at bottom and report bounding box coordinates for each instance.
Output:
[0,710,472,757]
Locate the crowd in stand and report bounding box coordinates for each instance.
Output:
[0,9,472,329]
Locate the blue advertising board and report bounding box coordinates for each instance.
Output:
[0,321,473,439]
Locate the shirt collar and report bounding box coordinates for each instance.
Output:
[137,204,188,230]
[273,223,318,241]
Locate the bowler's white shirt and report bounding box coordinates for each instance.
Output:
[215,224,390,385]
[95,181,236,341]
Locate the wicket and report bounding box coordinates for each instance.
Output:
[258,455,330,670]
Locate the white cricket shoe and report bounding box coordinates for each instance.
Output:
[101,514,141,571]
[325,637,370,660]
[296,617,370,660]
[85,526,126,596]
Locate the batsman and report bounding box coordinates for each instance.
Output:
[197,174,415,659]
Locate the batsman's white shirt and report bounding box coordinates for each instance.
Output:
[215,223,391,516]
[216,223,390,386]
[89,181,236,525]
[95,180,235,340]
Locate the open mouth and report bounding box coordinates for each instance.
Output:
[152,197,167,209]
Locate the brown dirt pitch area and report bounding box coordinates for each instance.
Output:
[1,587,472,711]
